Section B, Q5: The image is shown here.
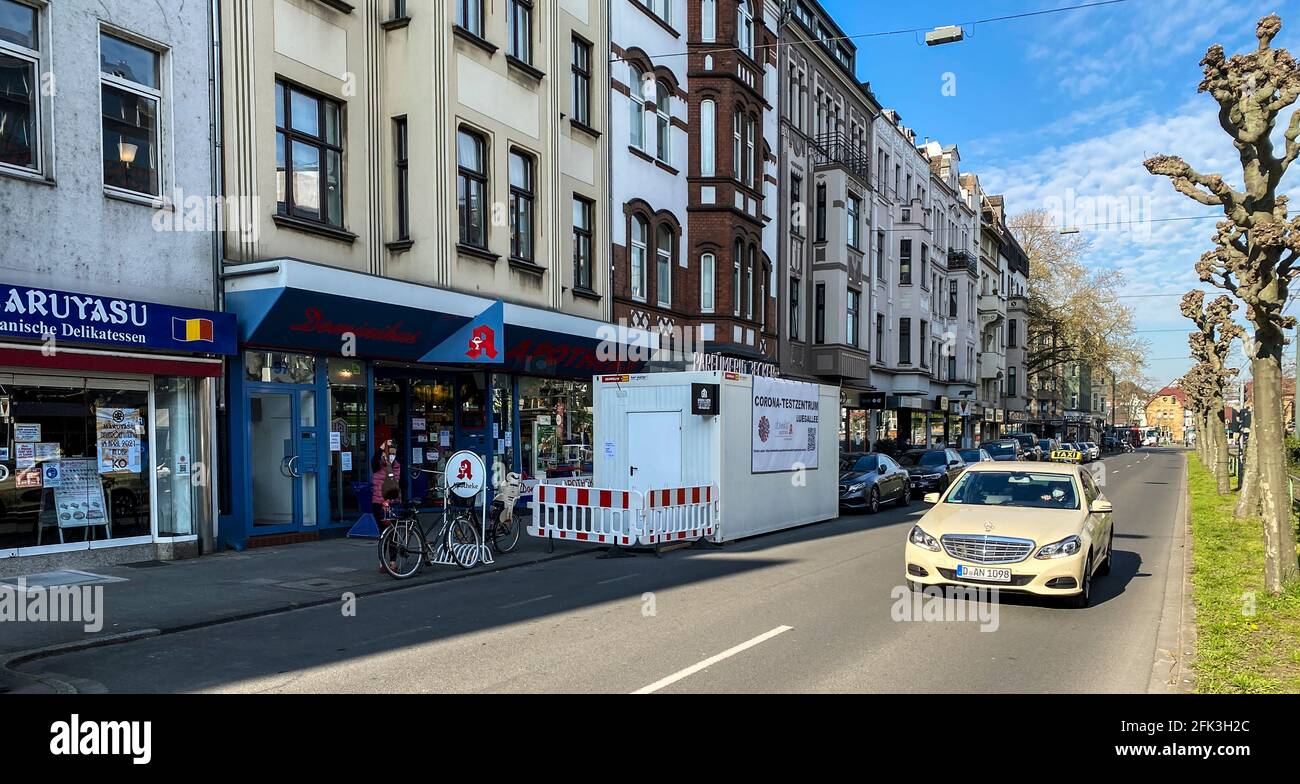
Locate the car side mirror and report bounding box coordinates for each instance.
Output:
[878,465,887,475]
[1090,499,1113,514]
[923,493,940,504]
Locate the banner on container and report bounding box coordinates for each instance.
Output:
[95,407,142,474]
[751,377,820,473]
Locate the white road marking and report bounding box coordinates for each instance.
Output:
[596,573,640,585]
[632,625,793,694]
[498,594,554,609]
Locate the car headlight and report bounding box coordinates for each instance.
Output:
[909,525,941,552]
[848,482,866,493]
[1035,535,1082,559]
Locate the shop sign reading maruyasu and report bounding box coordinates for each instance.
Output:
[0,283,237,354]
[95,408,142,474]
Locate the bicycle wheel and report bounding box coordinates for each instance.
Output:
[382,521,425,579]
[445,512,482,569]
[492,509,521,554]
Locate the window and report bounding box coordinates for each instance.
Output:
[899,239,912,285]
[875,314,884,361]
[733,240,742,316]
[875,230,885,280]
[102,32,163,197]
[394,118,409,240]
[508,149,535,261]
[631,216,648,300]
[745,115,754,186]
[920,321,929,367]
[656,224,673,306]
[508,0,532,63]
[457,0,483,36]
[0,0,40,173]
[732,110,742,180]
[814,283,825,344]
[790,175,803,236]
[700,99,716,175]
[920,243,928,281]
[571,37,591,126]
[573,196,593,290]
[847,290,859,348]
[815,183,826,242]
[949,279,958,318]
[702,0,716,41]
[391,0,407,18]
[655,82,671,162]
[1008,367,1018,397]
[701,252,715,312]
[629,65,646,149]
[456,128,488,247]
[275,79,343,225]
[643,0,671,24]
[1009,319,1018,348]
[899,318,911,364]
[737,0,754,58]
[847,194,861,248]
[746,245,755,319]
[789,277,801,340]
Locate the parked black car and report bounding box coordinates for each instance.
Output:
[1004,432,1042,461]
[838,453,911,513]
[897,448,966,496]
[982,440,1021,461]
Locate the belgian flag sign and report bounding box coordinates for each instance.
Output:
[172,317,215,343]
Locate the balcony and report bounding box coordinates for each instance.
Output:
[812,132,870,184]
[977,293,1005,332]
[947,248,976,273]
[978,351,1005,382]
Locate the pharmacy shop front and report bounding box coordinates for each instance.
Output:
[221,259,647,549]
[0,282,234,574]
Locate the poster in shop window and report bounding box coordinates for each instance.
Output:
[751,376,821,473]
[50,458,108,528]
[95,407,142,475]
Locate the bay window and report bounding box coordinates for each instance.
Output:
[700,252,715,312]
[700,99,715,176]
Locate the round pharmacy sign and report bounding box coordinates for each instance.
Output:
[445,450,486,499]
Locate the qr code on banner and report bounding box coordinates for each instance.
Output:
[807,429,817,451]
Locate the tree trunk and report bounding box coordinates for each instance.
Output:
[1237,423,1260,516]
[1252,352,1299,593]
[1213,402,1230,495]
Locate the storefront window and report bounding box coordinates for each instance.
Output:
[244,351,316,384]
[154,376,211,537]
[410,378,455,505]
[517,378,592,480]
[875,410,897,444]
[327,359,368,523]
[492,374,514,484]
[0,376,151,550]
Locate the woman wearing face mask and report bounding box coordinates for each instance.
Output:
[371,439,402,511]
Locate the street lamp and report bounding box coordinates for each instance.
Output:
[924,25,964,45]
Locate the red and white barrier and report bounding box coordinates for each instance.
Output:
[527,484,644,546]
[639,485,717,546]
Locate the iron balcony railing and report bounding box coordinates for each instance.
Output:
[811,132,871,183]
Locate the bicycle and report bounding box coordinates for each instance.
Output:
[378,470,482,579]
[486,471,524,554]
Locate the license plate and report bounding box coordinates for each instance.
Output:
[955,564,1012,583]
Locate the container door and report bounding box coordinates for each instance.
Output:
[627,411,681,495]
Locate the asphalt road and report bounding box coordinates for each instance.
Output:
[18,449,1187,693]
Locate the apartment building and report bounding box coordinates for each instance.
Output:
[776,0,878,452]
[216,0,630,548]
[0,0,230,573]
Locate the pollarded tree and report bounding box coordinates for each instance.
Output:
[1180,363,1215,465]
[1144,14,1300,592]
[1181,291,1243,493]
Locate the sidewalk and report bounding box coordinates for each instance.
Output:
[0,527,595,692]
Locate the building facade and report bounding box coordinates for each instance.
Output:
[216,0,634,548]
[1145,384,1187,443]
[0,0,228,574]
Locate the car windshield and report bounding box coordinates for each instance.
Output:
[1038,440,1053,450]
[840,455,878,473]
[984,443,1016,457]
[945,471,1081,510]
[959,450,983,462]
[899,451,945,467]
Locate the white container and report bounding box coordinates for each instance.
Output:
[592,370,839,542]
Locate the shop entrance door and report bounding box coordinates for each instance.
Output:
[249,389,318,529]
[627,411,681,495]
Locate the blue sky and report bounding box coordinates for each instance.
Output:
[820,0,1300,387]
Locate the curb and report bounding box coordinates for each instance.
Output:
[2,542,598,691]
[1148,451,1197,693]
